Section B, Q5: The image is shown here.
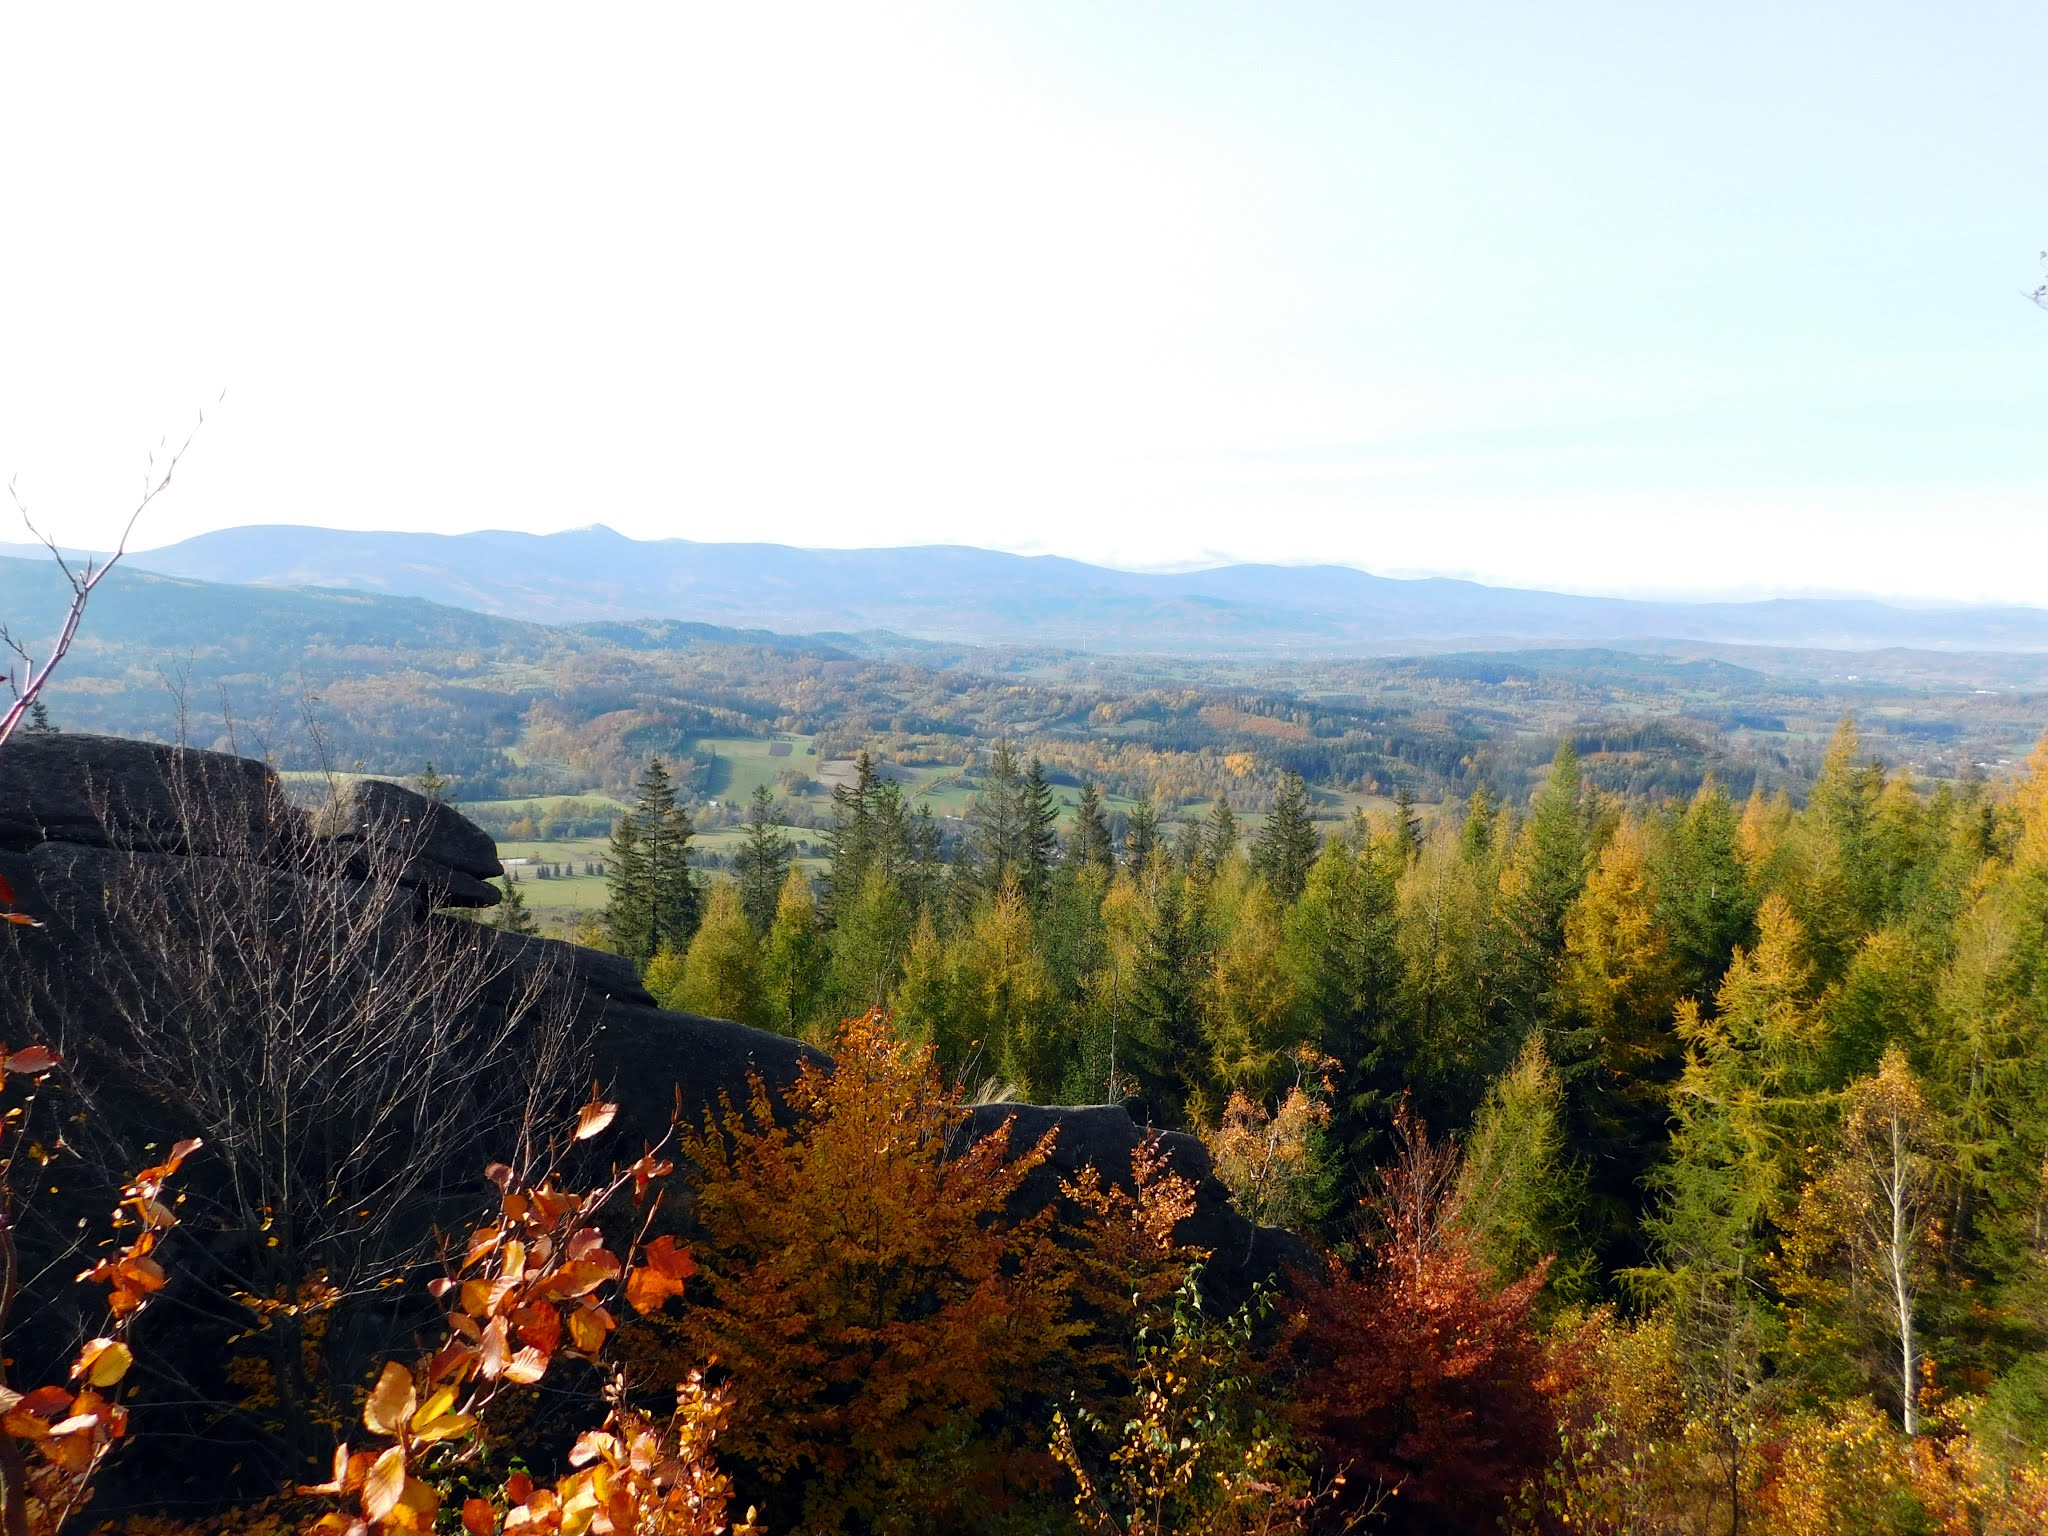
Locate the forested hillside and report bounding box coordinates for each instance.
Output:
[6,0,2039,1526]
[594,716,2048,1530]
[7,555,2045,817]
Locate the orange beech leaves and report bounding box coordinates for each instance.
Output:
[666,1012,1083,1532]
[0,1046,199,1536]
[1290,1109,1559,1536]
[307,1094,756,1536]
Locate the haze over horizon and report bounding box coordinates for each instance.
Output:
[3,4,2044,605]
[35,520,2048,614]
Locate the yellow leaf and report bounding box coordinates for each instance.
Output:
[413,1408,477,1444]
[363,1361,416,1437]
[410,1385,457,1432]
[398,1472,441,1519]
[72,1338,133,1387]
[363,1444,406,1523]
[566,1305,610,1353]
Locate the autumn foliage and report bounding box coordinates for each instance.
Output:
[659,1012,1079,1533]
[0,1041,197,1536]
[1289,1108,1560,1535]
[301,1096,753,1536]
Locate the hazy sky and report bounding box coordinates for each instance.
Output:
[4,4,2045,602]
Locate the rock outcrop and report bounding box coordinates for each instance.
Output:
[313,775,508,908]
[0,731,1307,1516]
[0,729,284,855]
[0,732,1295,1289]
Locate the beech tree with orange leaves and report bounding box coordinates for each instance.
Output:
[1290,1107,1559,1535]
[660,1012,1079,1535]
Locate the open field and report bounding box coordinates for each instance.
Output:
[693,733,822,804]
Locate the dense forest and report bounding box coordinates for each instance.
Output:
[565,716,2048,1531]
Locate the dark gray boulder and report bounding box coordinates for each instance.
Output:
[0,731,287,856]
[468,921,660,1009]
[316,777,503,880]
[963,1102,1310,1290]
[593,998,824,1139]
[314,777,505,909]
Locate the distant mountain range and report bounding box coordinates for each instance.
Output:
[18,523,2048,655]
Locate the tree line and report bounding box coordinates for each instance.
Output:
[586,719,2048,1531]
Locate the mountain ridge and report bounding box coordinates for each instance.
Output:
[51,522,2048,655]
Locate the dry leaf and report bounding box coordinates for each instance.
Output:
[574,1098,619,1141]
[363,1361,417,1437]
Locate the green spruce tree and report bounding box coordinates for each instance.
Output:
[1456,1033,1591,1303]
[1065,782,1115,875]
[1021,756,1059,906]
[825,748,882,918]
[1655,774,1757,1005]
[968,740,1029,897]
[415,762,452,805]
[827,866,913,1019]
[1392,781,1420,859]
[1128,871,1207,1125]
[1123,799,1160,870]
[672,881,764,1027]
[760,866,826,1037]
[1201,794,1239,876]
[493,872,538,935]
[1641,893,1827,1490]
[604,757,701,968]
[1285,827,1406,1180]
[604,810,652,962]
[1252,771,1319,902]
[735,783,794,936]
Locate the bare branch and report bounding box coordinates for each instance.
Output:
[10,760,588,1484]
[0,405,211,750]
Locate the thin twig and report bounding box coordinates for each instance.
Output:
[0,403,214,749]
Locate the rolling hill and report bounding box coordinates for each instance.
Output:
[102,524,2048,656]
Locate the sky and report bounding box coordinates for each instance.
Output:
[2,3,2044,604]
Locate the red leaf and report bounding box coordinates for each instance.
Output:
[462,1497,496,1536]
[5,1045,60,1074]
[511,1303,561,1355]
[0,872,16,905]
[21,1385,73,1417]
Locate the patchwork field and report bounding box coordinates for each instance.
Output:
[294,716,1405,930]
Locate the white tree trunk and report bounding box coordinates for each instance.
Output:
[1887,1113,1918,1437]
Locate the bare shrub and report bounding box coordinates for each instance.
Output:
[11,759,587,1493]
